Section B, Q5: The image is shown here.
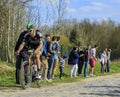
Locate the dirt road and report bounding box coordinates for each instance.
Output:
[0,73,120,97]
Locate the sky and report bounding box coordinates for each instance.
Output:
[31,0,120,24]
[65,0,120,23]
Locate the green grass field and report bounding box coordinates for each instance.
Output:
[0,61,120,89]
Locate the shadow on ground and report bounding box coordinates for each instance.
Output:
[80,85,120,97]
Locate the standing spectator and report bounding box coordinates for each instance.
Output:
[42,34,52,82]
[104,48,108,72]
[59,54,68,79]
[47,36,56,79]
[14,23,33,84]
[51,36,60,80]
[68,47,79,78]
[84,44,91,77]
[77,46,84,76]
[99,50,106,74]
[90,45,98,77]
[107,49,111,72]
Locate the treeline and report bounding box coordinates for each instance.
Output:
[0,0,120,63]
[0,0,31,63]
[67,19,120,60]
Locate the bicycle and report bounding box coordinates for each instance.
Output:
[19,50,45,89]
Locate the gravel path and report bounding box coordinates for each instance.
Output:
[0,73,120,97]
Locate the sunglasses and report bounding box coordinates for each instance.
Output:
[29,29,34,32]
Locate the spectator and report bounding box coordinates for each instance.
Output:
[47,36,56,79]
[68,47,79,78]
[84,44,91,77]
[77,46,84,76]
[104,48,108,72]
[51,36,60,80]
[59,54,68,79]
[107,49,111,72]
[90,45,98,77]
[99,50,106,74]
[42,34,52,82]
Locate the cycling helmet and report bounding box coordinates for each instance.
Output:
[26,23,33,30]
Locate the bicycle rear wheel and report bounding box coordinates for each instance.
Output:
[36,63,45,87]
[19,61,32,89]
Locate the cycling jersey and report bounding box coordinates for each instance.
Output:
[22,32,43,50]
[14,31,28,52]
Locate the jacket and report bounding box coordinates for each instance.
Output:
[68,50,79,65]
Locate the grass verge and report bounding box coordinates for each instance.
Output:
[0,61,120,89]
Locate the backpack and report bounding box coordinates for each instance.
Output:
[52,42,58,51]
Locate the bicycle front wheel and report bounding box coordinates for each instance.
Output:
[19,61,32,89]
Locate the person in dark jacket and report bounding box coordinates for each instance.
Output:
[77,46,85,76]
[68,47,79,78]
[14,23,33,84]
[84,44,91,77]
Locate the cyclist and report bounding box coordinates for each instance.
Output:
[14,23,33,84]
[17,27,43,80]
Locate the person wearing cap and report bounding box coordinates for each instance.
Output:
[59,54,68,79]
[14,23,33,84]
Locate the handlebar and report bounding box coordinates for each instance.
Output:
[28,49,35,57]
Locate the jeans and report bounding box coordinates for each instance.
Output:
[15,51,28,83]
[59,66,64,78]
[84,61,89,77]
[78,60,84,74]
[51,59,58,79]
[101,62,104,73]
[107,60,110,72]
[47,56,54,79]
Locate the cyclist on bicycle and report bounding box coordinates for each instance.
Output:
[17,27,43,79]
[14,23,33,84]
